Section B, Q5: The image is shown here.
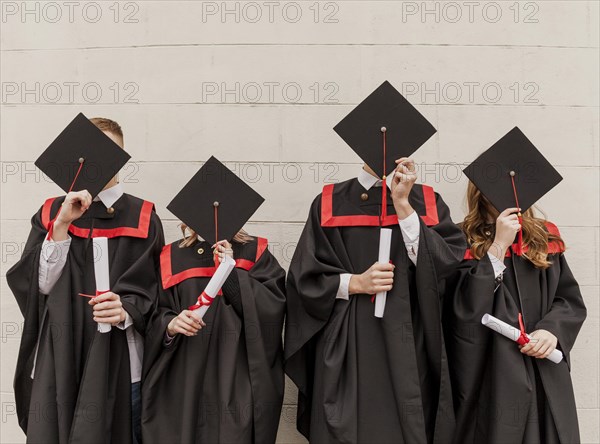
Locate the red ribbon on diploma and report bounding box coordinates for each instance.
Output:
[516,312,530,346]
[47,159,86,241]
[78,290,110,299]
[188,291,215,311]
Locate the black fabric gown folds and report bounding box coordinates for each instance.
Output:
[7,194,164,444]
[284,179,466,444]
[445,222,586,444]
[141,236,286,444]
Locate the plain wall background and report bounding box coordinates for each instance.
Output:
[1,1,598,442]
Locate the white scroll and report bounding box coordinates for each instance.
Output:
[192,256,236,318]
[374,228,393,318]
[93,237,112,333]
[481,313,563,364]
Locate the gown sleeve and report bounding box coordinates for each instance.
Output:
[284,195,349,365]
[534,254,587,357]
[416,190,467,280]
[221,271,243,317]
[112,211,165,336]
[7,207,47,316]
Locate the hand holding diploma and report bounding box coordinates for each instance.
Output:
[191,255,236,318]
[481,313,563,364]
[520,329,559,360]
[349,262,395,300]
[167,255,237,339]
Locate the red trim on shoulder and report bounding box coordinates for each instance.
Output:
[161,244,217,289]
[544,221,565,254]
[419,185,439,226]
[162,237,271,288]
[545,221,560,236]
[321,183,439,228]
[234,237,269,271]
[463,228,565,260]
[42,198,154,239]
[256,237,268,260]
[41,197,56,229]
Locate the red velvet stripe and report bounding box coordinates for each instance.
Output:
[419,185,439,226]
[321,183,439,227]
[161,244,217,289]
[463,222,565,259]
[161,237,270,289]
[42,198,154,240]
[255,237,268,260]
[235,259,255,271]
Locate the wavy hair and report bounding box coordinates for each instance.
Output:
[462,181,564,269]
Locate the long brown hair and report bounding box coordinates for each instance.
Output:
[178,224,253,248]
[462,181,564,269]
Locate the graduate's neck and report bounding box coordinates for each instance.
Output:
[362,164,379,179]
[102,176,119,191]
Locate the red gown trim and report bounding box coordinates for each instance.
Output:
[41,197,154,239]
[320,183,439,227]
[463,221,566,259]
[161,237,269,289]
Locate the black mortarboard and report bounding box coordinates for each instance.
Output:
[333,80,437,178]
[35,113,131,198]
[463,127,563,213]
[167,156,265,245]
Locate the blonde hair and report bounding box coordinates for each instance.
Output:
[462,181,564,269]
[178,224,253,248]
[90,117,124,144]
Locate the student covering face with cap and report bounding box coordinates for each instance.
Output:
[284,81,467,444]
[141,156,286,444]
[6,114,165,444]
[445,127,587,444]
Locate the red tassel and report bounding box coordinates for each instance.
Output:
[510,173,524,255]
[380,128,387,224]
[47,159,86,241]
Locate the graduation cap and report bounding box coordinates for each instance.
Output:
[35,113,131,198]
[334,80,436,178]
[167,156,265,246]
[333,80,436,225]
[463,126,563,253]
[463,127,563,213]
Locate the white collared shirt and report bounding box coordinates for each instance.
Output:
[335,169,421,300]
[35,184,143,383]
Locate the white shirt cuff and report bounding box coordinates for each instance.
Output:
[336,273,352,300]
[115,311,134,330]
[487,252,507,279]
[39,237,72,295]
[398,211,420,264]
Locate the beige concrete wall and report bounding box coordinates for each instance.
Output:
[1,1,598,442]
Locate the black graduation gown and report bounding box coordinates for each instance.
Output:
[141,236,286,444]
[445,222,587,444]
[6,194,164,444]
[284,179,466,444]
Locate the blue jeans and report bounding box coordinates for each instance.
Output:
[131,381,142,444]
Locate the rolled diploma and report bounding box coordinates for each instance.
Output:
[374,228,393,318]
[193,256,236,318]
[481,313,563,364]
[93,237,111,333]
